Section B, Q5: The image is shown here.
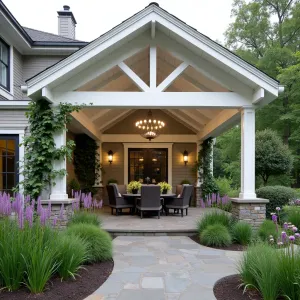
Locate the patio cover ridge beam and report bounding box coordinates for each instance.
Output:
[156,62,189,92]
[118,62,150,92]
[54,92,252,108]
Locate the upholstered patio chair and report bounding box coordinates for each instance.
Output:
[106,184,134,216]
[165,185,193,217]
[176,184,194,207]
[136,185,163,219]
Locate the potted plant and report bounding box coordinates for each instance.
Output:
[127,181,142,194]
[158,182,172,194]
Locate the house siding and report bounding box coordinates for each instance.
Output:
[13,48,24,100]
[0,110,28,129]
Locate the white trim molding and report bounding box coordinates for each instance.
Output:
[123,142,173,185]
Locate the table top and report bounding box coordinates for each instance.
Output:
[123,193,176,198]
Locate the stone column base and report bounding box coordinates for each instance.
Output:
[230,198,269,229]
[41,199,74,229]
[195,186,202,208]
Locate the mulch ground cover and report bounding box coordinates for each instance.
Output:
[190,234,247,251]
[213,274,263,300]
[0,260,114,300]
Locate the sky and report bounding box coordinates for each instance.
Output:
[3,0,234,43]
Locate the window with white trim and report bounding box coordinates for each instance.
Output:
[0,38,9,91]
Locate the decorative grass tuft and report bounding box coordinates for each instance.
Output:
[232,222,252,245]
[68,211,101,227]
[200,224,232,247]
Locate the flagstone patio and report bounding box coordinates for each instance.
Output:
[99,207,216,236]
[85,236,242,300]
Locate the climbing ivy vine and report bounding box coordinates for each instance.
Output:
[73,134,101,194]
[198,138,219,198]
[18,99,82,199]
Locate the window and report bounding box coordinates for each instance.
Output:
[0,38,9,91]
[0,135,18,194]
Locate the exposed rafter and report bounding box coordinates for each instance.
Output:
[99,110,136,132]
[90,109,111,122]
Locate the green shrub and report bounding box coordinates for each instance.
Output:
[67,224,112,263]
[56,233,88,280]
[256,185,296,217]
[215,177,232,196]
[68,211,101,227]
[227,188,240,198]
[232,222,252,245]
[200,224,232,247]
[258,220,278,242]
[283,206,300,228]
[197,211,234,234]
[239,243,280,300]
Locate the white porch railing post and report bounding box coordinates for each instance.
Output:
[49,130,68,201]
[239,107,257,199]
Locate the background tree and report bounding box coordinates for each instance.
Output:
[256,129,293,185]
[214,0,300,187]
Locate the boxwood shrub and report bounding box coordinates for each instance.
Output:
[256,186,296,217]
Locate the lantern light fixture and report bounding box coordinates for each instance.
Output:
[108,150,113,164]
[183,150,188,165]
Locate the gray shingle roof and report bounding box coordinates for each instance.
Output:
[23,27,86,43]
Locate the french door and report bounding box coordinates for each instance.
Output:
[128,148,168,184]
[0,135,19,194]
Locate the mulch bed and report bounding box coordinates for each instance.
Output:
[214,274,263,300]
[0,260,114,300]
[190,234,247,251]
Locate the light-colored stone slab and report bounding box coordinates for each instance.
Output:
[141,277,164,289]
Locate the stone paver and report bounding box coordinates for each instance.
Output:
[87,236,242,300]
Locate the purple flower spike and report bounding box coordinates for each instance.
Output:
[272,214,278,223]
[99,199,103,209]
[52,217,57,227]
[282,231,288,243]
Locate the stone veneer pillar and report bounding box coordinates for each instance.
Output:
[195,186,202,208]
[41,199,74,229]
[230,198,269,229]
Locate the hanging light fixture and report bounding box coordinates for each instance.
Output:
[135,110,166,141]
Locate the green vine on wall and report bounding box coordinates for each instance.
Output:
[73,134,101,194]
[198,138,219,198]
[18,99,82,199]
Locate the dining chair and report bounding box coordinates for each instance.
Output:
[106,184,134,216]
[165,185,193,217]
[136,185,163,219]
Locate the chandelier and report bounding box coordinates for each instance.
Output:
[135,110,165,141]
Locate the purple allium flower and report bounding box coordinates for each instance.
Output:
[282,231,288,243]
[284,222,288,230]
[272,214,278,223]
[290,236,296,242]
[295,233,300,238]
[292,226,298,232]
[276,207,281,211]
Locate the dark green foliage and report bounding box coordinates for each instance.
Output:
[198,138,219,197]
[66,223,112,263]
[68,211,102,227]
[256,185,296,217]
[200,224,232,247]
[17,100,82,198]
[283,206,300,228]
[256,129,293,185]
[232,222,252,245]
[67,178,81,196]
[74,134,100,194]
[258,220,278,241]
[56,233,88,280]
[197,211,234,234]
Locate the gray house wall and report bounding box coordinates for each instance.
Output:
[13,48,24,100]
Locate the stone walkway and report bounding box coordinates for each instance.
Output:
[86,236,242,300]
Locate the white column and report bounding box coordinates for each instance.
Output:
[94,141,102,187]
[18,132,25,195]
[239,107,256,199]
[49,130,68,201]
[196,141,202,187]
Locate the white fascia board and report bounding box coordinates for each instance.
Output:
[26,9,156,96]
[53,92,252,108]
[0,100,30,108]
[152,7,279,98]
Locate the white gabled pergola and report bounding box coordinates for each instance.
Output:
[23,3,283,202]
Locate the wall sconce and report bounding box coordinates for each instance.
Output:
[183,150,188,165]
[108,150,113,164]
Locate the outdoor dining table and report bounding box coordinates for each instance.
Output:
[122,193,176,215]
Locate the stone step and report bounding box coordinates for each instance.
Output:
[107,229,197,237]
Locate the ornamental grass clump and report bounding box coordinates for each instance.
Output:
[197,210,234,234]
[200,224,232,247]
[66,223,112,263]
[68,210,102,227]
[258,219,278,242]
[56,233,88,280]
[232,222,252,245]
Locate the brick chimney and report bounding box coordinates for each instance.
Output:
[57,5,77,39]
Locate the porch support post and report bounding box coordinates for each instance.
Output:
[93,140,104,201]
[239,107,256,199]
[195,141,203,207]
[49,130,68,201]
[231,107,269,229]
